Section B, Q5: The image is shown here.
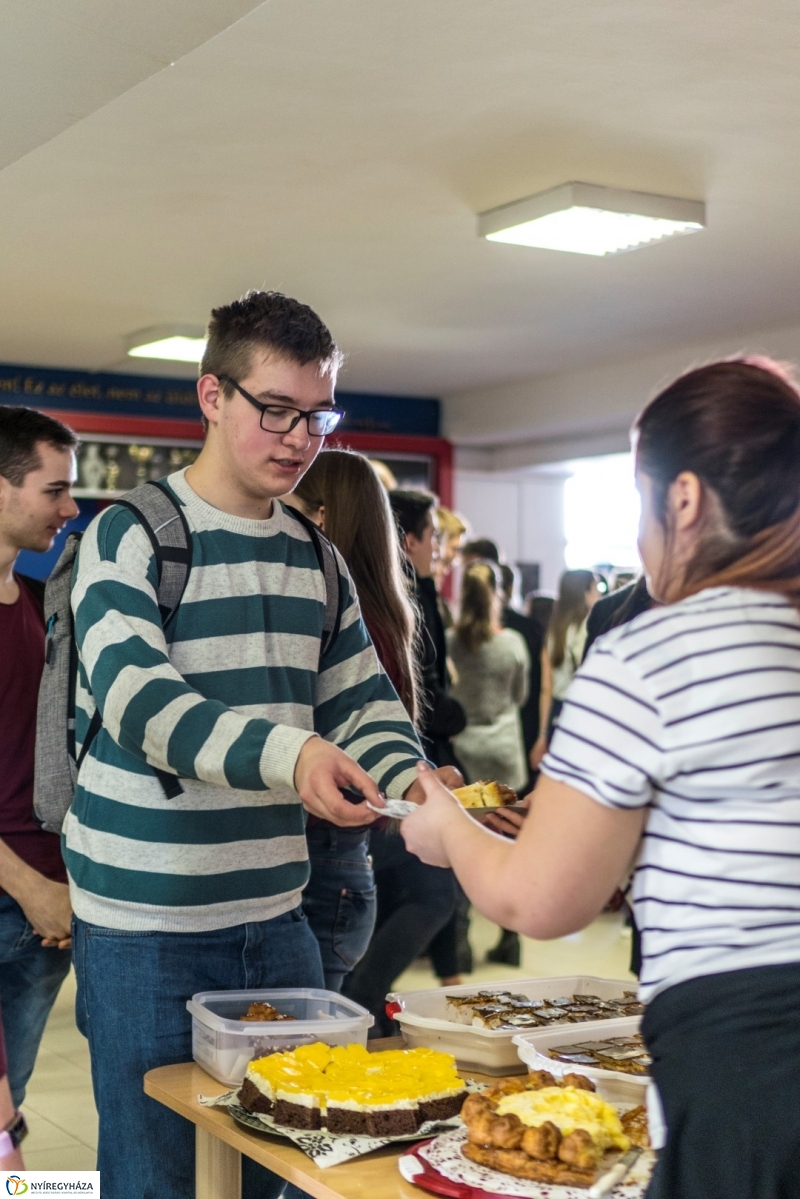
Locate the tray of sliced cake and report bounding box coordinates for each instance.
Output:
[512,1018,648,1106]
[386,977,644,1075]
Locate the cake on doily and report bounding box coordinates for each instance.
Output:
[238,1042,466,1136]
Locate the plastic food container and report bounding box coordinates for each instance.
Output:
[387,975,639,1075]
[512,1016,647,1105]
[187,988,374,1086]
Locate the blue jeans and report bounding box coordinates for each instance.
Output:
[342,829,456,1036]
[301,826,376,993]
[0,892,71,1106]
[73,907,324,1199]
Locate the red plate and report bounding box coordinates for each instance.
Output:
[399,1140,518,1199]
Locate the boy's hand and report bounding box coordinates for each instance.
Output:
[402,764,463,805]
[21,878,72,947]
[294,737,382,826]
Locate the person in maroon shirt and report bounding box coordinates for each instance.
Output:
[0,406,78,1108]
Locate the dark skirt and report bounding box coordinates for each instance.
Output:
[642,961,800,1199]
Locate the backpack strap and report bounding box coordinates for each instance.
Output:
[116,481,193,628]
[281,504,342,657]
[78,482,192,799]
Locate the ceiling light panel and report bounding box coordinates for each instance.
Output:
[479,183,705,257]
[126,325,206,363]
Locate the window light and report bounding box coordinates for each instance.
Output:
[126,325,206,363]
[478,183,705,257]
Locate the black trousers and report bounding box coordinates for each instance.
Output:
[643,961,800,1199]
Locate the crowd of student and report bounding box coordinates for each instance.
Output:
[2,289,800,1198]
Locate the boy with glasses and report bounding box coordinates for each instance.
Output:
[67,291,442,1199]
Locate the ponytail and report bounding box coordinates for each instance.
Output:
[455,561,501,653]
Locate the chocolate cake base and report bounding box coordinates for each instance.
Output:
[273,1098,321,1130]
[417,1091,466,1123]
[238,1078,273,1116]
[325,1105,420,1137]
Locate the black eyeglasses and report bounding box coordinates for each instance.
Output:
[218,375,344,437]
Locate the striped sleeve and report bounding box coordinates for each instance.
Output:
[540,644,663,809]
[314,552,424,798]
[72,506,313,791]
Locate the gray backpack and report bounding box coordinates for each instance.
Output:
[33,482,341,834]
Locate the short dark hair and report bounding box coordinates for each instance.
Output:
[389,490,436,541]
[0,406,78,486]
[499,562,518,600]
[200,290,343,395]
[463,538,500,563]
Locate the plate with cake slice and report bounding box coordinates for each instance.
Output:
[452,782,527,821]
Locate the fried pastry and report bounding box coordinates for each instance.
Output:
[463,1141,596,1187]
[526,1070,557,1089]
[521,1120,561,1160]
[459,1072,639,1189]
[562,1072,597,1091]
[485,1078,529,1101]
[558,1129,602,1170]
[489,1114,525,1149]
[621,1104,651,1149]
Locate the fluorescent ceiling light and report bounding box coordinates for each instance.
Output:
[478,183,705,256]
[126,325,206,363]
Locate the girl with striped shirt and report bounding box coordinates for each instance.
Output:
[403,357,800,1198]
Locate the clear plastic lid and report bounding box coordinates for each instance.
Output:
[187,987,373,1032]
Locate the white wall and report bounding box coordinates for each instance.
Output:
[454,468,566,593]
[444,317,800,470]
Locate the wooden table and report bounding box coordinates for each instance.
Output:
[144,1043,493,1199]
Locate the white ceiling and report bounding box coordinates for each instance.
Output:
[1,0,799,436]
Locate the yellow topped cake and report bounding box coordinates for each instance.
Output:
[453,781,518,809]
[237,1042,466,1135]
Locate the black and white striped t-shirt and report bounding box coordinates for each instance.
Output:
[541,586,800,1002]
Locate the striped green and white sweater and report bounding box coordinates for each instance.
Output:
[65,469,423,932]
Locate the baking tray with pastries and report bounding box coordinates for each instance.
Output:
[452,781,527,821]
[459,1069,650,1189]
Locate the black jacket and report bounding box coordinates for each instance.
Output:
[413,573,466,766]
[503,605,544,749]
[584,577,652,659]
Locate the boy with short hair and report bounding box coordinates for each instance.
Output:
[68,291,442,1198]
[0,407,78,1107]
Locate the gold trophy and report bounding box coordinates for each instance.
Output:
[129,444,154,483]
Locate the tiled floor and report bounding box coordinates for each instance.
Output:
[21,910,633,1166]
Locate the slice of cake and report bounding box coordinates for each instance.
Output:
[453,781,518,809]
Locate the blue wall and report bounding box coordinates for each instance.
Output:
[0,362,440,437]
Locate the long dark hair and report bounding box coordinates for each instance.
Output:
[455,561,501,653]
[548,570,596,667]
[634,357,800,608]
[292,449,421,721]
